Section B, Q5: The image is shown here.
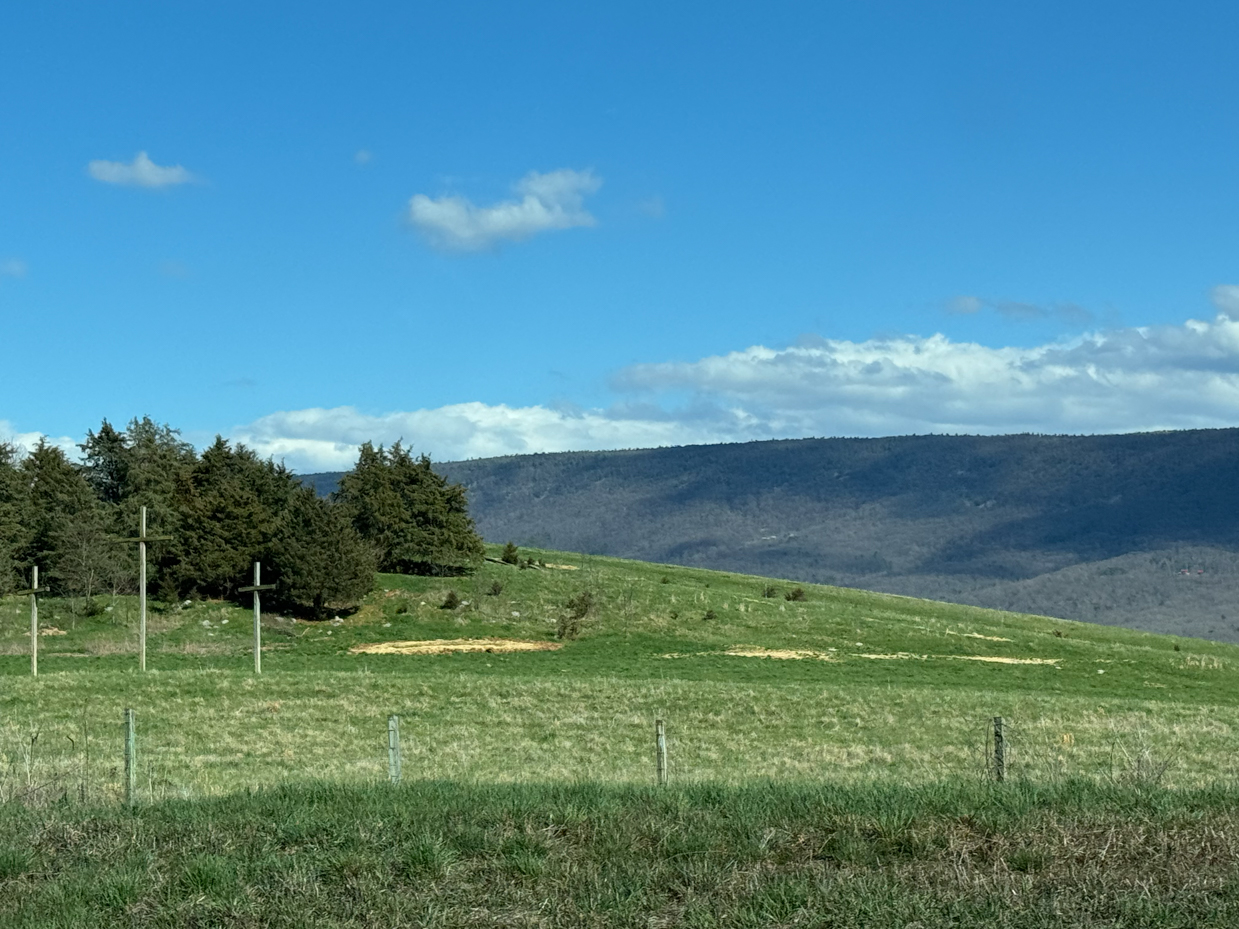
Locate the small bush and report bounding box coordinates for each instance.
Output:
[785,587,806,602]
[669,610,679,620]
[660,576,670,584]
[487,580,504,596]
[500,542,519,565]
[703,609,717,622]
[441,590,461,610]
[762,584,778,598]
[396,603,409,615]
[558,590,595,640]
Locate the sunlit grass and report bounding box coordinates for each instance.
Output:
[2,545,1237,800]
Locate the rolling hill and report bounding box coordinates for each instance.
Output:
[303,429,1239,642]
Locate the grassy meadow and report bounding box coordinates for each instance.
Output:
[3,546,1239,925]
[2,545,1237,797]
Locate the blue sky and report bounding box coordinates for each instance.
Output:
[4,2,1239,469]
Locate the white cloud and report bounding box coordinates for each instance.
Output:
[407,168,601,251]
[234,304,1239,472]
[234,402,713,471]
[0,258,26,278]
[354,149,372,165]
[0,421,76,457]
[88,151,196,188]
[1210,284,1239,316]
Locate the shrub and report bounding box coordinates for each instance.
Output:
[660,576,670,584]
[558,590,595,640]
[762,584,778,598]
[487,580,504,596]
[703,609,717,622]
[501,542,519,565]
[785,587,806,602]
[441,590,461,610]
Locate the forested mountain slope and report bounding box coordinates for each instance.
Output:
[302,430,1239,642]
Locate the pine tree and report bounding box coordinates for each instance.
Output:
[170,437,298,598]
[336,441,484,575]
[0,442,29,594]
[270,487,375,619]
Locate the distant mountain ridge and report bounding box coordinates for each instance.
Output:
[300,429,1239,643]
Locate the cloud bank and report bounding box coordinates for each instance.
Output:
[88,151,196,188]
[234,300,1239,471]
[407,169,600,251]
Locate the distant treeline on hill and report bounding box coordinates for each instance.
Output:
[302,429,1239,642]
[0,419,483,618]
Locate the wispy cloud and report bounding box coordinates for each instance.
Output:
[0,258,26,279]
[407,168,601,251]
[948,294,1093,325]
[234,294,1239,471]
[88,151,197,188]
[354,149,372,165]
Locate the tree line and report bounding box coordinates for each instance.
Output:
[0,418,484,618]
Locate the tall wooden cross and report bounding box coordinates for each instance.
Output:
[15,566,49,676]
[117,506,172,672]
[238,561,275,674]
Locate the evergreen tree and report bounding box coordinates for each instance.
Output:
[18,440,117,603]
[270,487,375,619]
[80,417,197,597]
[170,437,298,598]
[0,442,29,594]
[336,441,484,575]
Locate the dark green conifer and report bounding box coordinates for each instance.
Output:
[270,486,375,619]
[336,441,484,575]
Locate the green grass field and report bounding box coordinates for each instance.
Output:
[2,546,1238,925]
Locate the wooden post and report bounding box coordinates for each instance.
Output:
[239,562,275,675]
[993,716,1005,783]
[115,506,171,673]
[138,508,146,672]
[16,567,48,678]
[655,718,667,786]
[388,715,402,784]
[124,708,136,806]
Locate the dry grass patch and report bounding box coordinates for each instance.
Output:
[855,652,1059,665]
[350,637,563,656]
[723,646,836,661]
[945,630,1012,642]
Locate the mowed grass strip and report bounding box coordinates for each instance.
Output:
[1,780,1238,928]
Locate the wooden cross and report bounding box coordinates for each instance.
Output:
[116,506,172,672]
[238,561,275,674]
[14,566,49,677]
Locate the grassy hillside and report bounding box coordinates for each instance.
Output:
[2,545,1237,800]
[4,548,1239,926]
[304,429,1239,642]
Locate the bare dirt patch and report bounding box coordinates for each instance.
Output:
[857,652,1059,666]
[544,563,579,570]
[723,646,836,661]
[350,637,563,656]
[661,646,837,661]
[946,630,1013,642]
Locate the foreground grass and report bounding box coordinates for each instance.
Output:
[1,780,1237,927]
